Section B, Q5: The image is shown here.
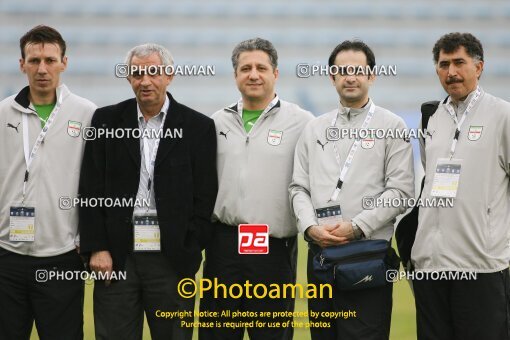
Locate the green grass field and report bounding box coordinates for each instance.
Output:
[31,238,417,339]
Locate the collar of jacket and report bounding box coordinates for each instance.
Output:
[224,95,281,117]
[11,84,71,114]
[443,86,484,113]
[337,98,373,121]
[118,92,184,169]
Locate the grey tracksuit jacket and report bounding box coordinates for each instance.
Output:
[212,96,314,238]
[0,84,96,256]
[290,99,415,241]
[412,88,510,273]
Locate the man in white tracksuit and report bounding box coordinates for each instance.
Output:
[0,25,96,339]
[411,32,510,340]
[199,37,313,340]
[290,40,414,340]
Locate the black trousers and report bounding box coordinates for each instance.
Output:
[413,269,510,340]
[0,248,85,340]
[93,252,194,340]
[307,244,393,340]
[199,223,297,340]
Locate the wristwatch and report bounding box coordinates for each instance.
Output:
[351,221,365,240]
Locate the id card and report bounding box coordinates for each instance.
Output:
[9,206,35,242]
[315,205,342,226]
[133,211,160,252]
[431,158,462,198]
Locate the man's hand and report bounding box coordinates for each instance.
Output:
[89,250,113,286]
[330,221,355,240]
[306,224,348,248]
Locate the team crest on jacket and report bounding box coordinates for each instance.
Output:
[361,134,375,149]
[267,129,283,146]
[67,120,82,137]
[467,126,483,141]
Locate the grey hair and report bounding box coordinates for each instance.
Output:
[125,43,174,67]
[231,38,278,71]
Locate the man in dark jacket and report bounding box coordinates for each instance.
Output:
[79,43,218,340]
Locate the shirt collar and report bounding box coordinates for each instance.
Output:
[137,94,170,123]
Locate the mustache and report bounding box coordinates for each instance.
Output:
[446,77,463,85]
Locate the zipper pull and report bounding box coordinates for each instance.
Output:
[245,136,249,143]
[320,254,324,267]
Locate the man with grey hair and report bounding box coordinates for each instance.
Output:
[199,37,314,339]
[79,43,218,340]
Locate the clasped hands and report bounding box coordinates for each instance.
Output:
[305,222,355,248]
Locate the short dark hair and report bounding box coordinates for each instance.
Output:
[328,40,376,69]
[20,25,66,59]
[231,38,278,71]
[432,32,483,63]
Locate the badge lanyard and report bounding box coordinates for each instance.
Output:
[329,102,375,202]
[141,115,167,211]
[444,86,481,159]
[21,91,63,204]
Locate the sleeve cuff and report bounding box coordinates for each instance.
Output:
[351,217,371,239]
[297,215,318,235]
[303,226,315,242]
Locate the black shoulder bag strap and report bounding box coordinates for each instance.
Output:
[395,100,440,271]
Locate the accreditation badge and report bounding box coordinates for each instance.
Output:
[315,205,342,226]
[133,210,161,252]
[9,205,36,242]
[430,158,462,198]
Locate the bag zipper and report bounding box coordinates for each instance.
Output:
[320,249,386,267]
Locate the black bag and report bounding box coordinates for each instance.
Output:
[312,240,400,291]
[395,100,440,270]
